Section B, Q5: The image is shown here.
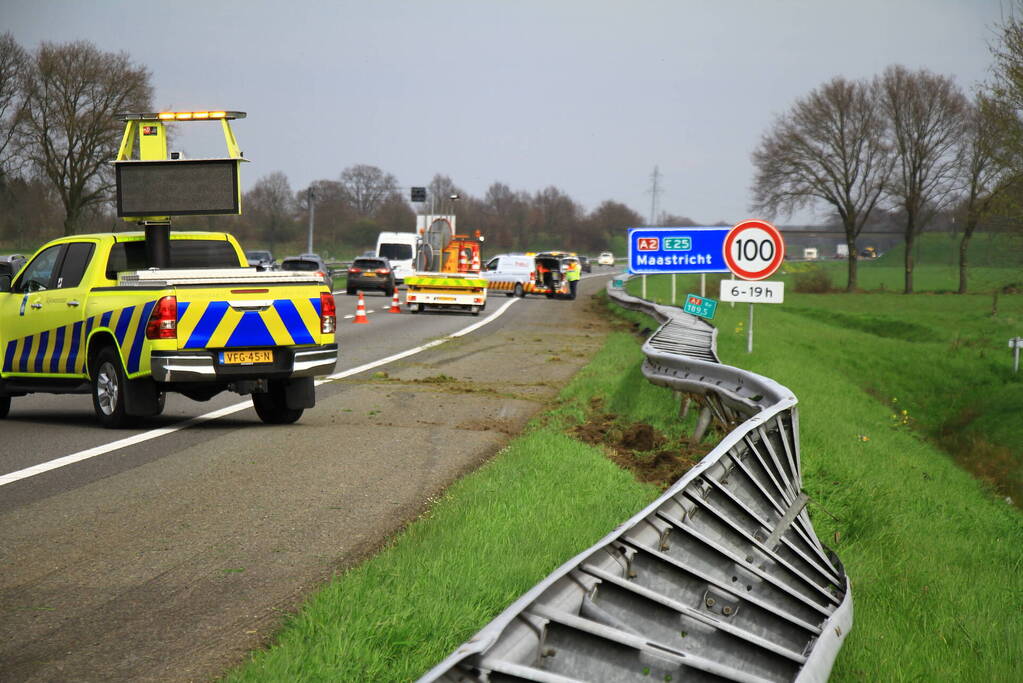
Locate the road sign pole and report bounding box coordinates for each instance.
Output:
[642,274,647,299]
[747,303,754,354]
[1015,345,1020,374]
[671,274,676,304]
[701,272,706,298]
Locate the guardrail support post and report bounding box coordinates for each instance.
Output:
[679,393,691,419]
[693,402,713,442]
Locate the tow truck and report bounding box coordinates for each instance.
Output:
[405,229,488,315]
[0,110,338,427]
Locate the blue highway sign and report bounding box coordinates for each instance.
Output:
[627,227,731,274]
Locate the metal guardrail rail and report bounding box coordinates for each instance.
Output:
[418,280,852,683]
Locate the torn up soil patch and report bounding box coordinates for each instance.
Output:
[570,403,711,490]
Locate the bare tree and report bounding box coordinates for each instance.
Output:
[588,200,645,251]
[481,182,529,247]
[0,33,27,181]
[340,164,399,217]
[657,213,697,227]
[990,0,1023,112]
[530,185,580,247]
[246,172,295,252]
[751,76,891,291]
[298,179,354,247]
[18,41,152,236]
[956,95,1023,293]
[878,65,967,293]
[427,173,464,215]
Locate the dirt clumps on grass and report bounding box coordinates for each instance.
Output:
[570,398,710,489]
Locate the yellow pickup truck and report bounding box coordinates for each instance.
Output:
[0,231,338,427]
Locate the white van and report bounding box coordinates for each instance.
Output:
[376,232,420,283]
[482,253,535,297]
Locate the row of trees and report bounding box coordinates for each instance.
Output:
[231,166,651,256]
[751,9,1023,294]
[0,32,651,256]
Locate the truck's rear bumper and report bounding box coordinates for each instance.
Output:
[150,344,338,383]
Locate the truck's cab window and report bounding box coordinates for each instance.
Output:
[55,243,95,289]
[105,240,241,280]
[14,244,63,293]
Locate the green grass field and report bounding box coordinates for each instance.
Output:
[226,253,1023,682]
[629,265,1023,680]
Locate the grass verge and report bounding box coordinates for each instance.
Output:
[225,330,667,682]
[629,272,1023,681]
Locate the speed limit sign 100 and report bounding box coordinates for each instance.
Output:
[723,219,785,281]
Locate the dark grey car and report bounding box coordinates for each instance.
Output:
[345,257,396,296]
[244,249,276,270]
[280,254,332,289]
[0,254,26,279]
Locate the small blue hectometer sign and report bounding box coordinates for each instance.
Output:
[628,227,732,274]
[683,293,717,319]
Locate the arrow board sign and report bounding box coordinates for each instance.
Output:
[628,227,731,274]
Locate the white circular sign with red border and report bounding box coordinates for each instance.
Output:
[723,219,785,281]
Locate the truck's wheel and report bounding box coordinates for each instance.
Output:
[153,391,166,416]
[470,305,480,316]
[0,396,10,418]
[252,382,303,424]
[514,283,524,298]
[410,303,421,314]
[92,347,131,428]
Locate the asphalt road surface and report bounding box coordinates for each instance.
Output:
[0,270,620,681]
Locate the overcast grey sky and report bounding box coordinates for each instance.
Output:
[4,0,1008,225]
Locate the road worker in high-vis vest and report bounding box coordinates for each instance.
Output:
[564,258,581,299]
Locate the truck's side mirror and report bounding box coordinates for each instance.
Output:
[0,275,10,292]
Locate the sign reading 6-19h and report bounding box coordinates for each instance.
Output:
[723,219,785,281]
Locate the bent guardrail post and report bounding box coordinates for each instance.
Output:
[418,280,852,682]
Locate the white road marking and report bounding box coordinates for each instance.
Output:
[0,298,521,487]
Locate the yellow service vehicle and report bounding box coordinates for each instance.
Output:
[0,110,338,427]
[405,230,488,315]
[0,232,337,426]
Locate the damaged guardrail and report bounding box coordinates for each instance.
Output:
[418,280,852,682]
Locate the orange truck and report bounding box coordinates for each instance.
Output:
[404,231,488,315]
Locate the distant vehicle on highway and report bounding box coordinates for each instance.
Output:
[346,257,396,296]
[0,254,26,278]
[578,255,591,273]
[244,249,276,270]
[280,254,332,289]
[376,232,419,283]
[597,251,615,266]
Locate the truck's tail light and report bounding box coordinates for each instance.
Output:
[320,292,336,334]
[146,296,178,340]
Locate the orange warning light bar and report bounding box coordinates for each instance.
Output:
[119,111,246,122]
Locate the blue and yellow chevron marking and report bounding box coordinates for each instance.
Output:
[177,298,321,350]
[1,297,324,378]
[1,301,156,377]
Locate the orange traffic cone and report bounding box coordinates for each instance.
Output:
[353,291,369,323]
[388,289,402,313]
